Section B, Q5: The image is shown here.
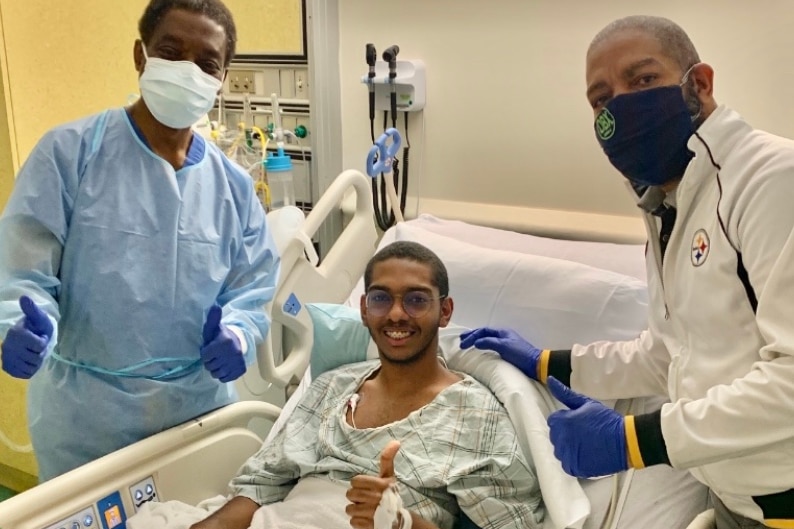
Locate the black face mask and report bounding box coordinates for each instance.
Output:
[595,84,696,187]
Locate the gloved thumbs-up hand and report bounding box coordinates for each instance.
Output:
[200,305,245,383]
[1,295,54,379]
[347,441,403,529]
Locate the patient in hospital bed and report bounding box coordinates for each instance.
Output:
[186,240,543,529]
[122,214,708,529]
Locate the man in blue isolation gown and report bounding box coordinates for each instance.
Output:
[0,0,280,481]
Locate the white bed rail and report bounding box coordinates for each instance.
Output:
[0,401,282,529]
[259,169,378,388]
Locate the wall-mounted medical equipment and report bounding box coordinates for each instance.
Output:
[362,44,422,231]
[366,128,405,225]
[359,55,426,112]
[209,62,313,217]
[367,128,401,177]
[265,93,296,211]
[266,149,295,210]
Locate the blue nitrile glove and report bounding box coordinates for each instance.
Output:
[459,327,542,380]
[1,295,54,379]
[200,305,246,383]
[546,377,628,478]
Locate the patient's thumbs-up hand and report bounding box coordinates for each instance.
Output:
[378,439,400,479]
[346,441,401,529]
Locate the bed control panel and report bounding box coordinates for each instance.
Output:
[35,475,159,529]
[129,475,159,512]
[96,491,127,529]
[43,506,98,529]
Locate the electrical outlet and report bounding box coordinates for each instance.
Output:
[295,70,308,100]
[229,70,256,93]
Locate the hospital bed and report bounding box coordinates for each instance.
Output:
[0,169,713,529]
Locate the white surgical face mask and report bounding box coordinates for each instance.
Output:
[139,45,223,129]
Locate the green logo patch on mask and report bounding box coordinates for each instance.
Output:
[595,108,616,141]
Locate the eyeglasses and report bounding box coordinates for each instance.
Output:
[365,289,446,318]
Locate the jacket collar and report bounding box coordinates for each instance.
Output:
[686,105,752,169]
[673,105,753,202]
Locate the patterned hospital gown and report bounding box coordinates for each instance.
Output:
[230,360,544,529]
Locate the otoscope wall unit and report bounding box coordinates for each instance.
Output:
[361,60,426,112]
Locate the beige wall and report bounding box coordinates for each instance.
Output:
[337,0,794,225]
[2,1,147,166]
[0,62,12,209]
[0,58,33,491]
[228,0,303,54]
[0,0,149,490]
[0,0,302,489]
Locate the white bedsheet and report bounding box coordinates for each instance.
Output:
[127,495,226,529]
[128,478,351,529]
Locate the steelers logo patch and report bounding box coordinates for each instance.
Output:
[691,229,710,266]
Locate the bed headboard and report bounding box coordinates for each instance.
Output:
[404,196,647,244]
[341,191,648,245]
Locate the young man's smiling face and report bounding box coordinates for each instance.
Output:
[360,258,453,366]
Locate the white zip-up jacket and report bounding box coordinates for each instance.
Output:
[568,106,794,524]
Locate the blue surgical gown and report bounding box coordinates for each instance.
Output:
[0,108,280,481]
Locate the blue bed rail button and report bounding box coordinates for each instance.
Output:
[283,293,302,316]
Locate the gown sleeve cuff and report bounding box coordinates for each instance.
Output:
[43,315,59,357]
[228,325,249,356]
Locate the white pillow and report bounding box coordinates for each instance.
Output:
[350,223,648,350]
[408,214,647,280]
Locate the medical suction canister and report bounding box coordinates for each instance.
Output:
[265,93,295,210]
[266,147,294,210]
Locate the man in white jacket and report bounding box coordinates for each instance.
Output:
[461,15,794,529]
